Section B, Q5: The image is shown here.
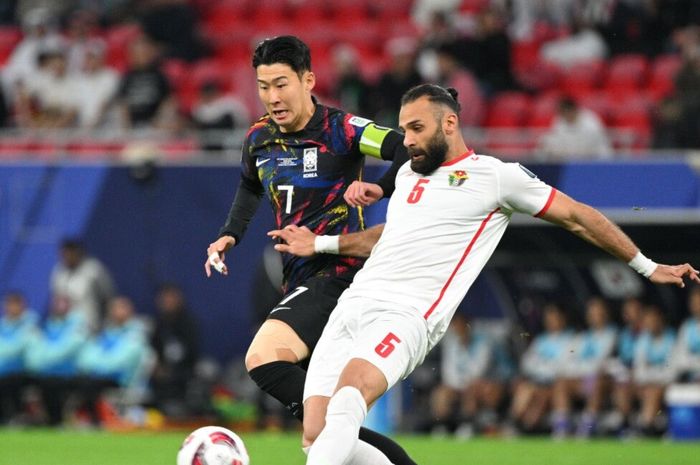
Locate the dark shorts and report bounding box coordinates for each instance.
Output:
[267,274,353,352]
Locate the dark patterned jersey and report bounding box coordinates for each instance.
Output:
[220,102,406,292]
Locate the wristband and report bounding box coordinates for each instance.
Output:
[628,251,657,278]
[314,235,340,254]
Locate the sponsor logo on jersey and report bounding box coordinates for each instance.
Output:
[348,116,372,127]
[255,157,271,167]
[448,170,468,186]
[303,147,318,178]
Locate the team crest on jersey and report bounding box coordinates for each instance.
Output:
[303,147,318,178]
[448,170,468,186]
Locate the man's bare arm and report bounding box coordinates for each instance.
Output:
[268,224,385,258]
[541,190,700,288]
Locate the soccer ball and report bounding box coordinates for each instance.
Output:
[177,426,250,465]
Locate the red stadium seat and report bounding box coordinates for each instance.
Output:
[527,92,561,128]
[485,92,531,127]
[558,60,605,95]
[605,54,649,91]
[648,53,682,100]
[575,91,613,124]
[328,0,370,24]
[460,0,491,13]
[0,26,21,66]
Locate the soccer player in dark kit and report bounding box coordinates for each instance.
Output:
[204,36,416,464]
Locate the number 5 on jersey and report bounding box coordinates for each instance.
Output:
[375,332,402,358]
[407,179,430,204]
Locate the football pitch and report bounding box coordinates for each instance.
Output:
[1,429,698,465]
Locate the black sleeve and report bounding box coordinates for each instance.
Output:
[217,140,264,244]
[375,130,409,198]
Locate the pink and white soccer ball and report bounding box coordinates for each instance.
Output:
[177,426,250,465]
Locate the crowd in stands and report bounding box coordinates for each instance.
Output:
[0,0,698,158]
[418,291,700,439]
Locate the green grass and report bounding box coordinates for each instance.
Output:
[1,429,698,465]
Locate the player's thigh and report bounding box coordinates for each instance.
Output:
[265,275,351,353]
[347,309,429,400]
[303,299,359,402]
[245,319,308,370]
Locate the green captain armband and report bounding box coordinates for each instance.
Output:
[359,122,393,159]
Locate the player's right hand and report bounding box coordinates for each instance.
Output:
[344,181,383,208]
[649,263,700,288]
[205,235,236,277]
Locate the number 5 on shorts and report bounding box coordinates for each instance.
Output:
[375,332,402,358]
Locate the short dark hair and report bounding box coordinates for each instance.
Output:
[60,237,84,251]
[252,35,312,75]
[401,83,462,116]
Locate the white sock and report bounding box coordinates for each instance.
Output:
[306,386,367,465]
[349,440,394,465]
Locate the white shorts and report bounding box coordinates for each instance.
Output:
[303,296,429,402]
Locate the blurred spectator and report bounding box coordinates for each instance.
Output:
[371,37,423,126]
[150,283,199,416]
[540,18,608,69]
[0,291,38,424]
[15,44,81,128]
[551,297,617,438]
[632,304,676,436]
[15,1,77,25]
[411,0,461,28]
[0,0,16,24]
[191,80,250,153]
[116,35,178,130]
[429,313,506,438]
[457,8,515,95]
[538,97,612,160]
[602,296,644,435]
[509,303,573,433]
[50,238,115,331]
[330,44,372,117]
[25,294,88,425]
[671,29,700,148]
[77,296,148,425]
[75,39,120,128]
[1,7,61,103]
[434,42,484,127]
[64,9,101,73]
[137,0,208,62]
[78,0,133,25]
[674,286,700,381]
[508,0,576,41]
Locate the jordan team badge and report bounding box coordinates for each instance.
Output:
[448,170,468,186]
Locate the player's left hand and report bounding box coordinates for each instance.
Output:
[344,181,383,208]
[267,224,317,257]
[649,263,700,288]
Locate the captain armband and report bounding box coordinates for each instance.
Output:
[628,251,658,278]
[314,235,340,254]
[359,123,393,159]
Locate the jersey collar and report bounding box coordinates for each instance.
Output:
[441,149,475,167]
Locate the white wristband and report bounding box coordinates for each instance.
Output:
[628,251,657,278]
[314,235,340,254]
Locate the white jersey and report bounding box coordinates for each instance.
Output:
[341,152,555,350]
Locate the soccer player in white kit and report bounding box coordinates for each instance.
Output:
[270,84,700,465]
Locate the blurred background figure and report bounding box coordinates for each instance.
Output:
[50,238,115,332]
[25,294,88,425]
[77,295,149,426]
[674,286,700,382]
[631,304,676,437]
[539,97,612,160]
[434,42,484,127]
[551,297,617,438]
[116,35,178,131]
[75,39,119,129]
[509,303,572,434]
[191,79,249,154]
[0,291,38,425]
[429,313,506,438]
[330,44,372,117]
[371,36,423,126]
[149,283,199,417]
[605,296,644,436]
